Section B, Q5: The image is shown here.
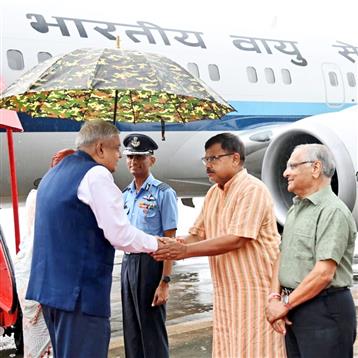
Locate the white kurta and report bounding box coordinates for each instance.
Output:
[14,189,52,358]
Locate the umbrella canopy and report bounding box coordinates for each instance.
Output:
[0,48,234,123]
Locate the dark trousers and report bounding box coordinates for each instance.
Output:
[285,289,356,358]
[42,304,110,358]
[121,253,168,358]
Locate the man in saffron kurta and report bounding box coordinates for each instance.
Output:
[154,133,285,357]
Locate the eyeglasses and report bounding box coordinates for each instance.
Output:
[286,161,315,170]
[201,153,235,165]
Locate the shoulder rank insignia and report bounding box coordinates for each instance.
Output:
[157,182,171,191]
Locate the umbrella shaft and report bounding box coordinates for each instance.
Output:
[6,129,21,253]
[113,90,119,124]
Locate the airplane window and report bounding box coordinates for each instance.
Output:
[347,72,356,87]
[328,72,338,87]
[264,68,275,84]
[7,49,24,70]
[246,66,258,83]
[281,69,292,85]
[187,63,200,78]
[208,64,220,81]
[38,52,52,63]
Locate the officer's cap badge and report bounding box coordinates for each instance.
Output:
[131,137,140,148]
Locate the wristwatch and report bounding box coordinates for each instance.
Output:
[161,275,171,284]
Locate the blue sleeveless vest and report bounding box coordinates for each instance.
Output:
[26,151,115,318]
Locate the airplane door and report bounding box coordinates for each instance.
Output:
[321,63,345,107]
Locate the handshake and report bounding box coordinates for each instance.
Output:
[152,237,187,261]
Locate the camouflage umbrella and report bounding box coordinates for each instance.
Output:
[0,48,234,127]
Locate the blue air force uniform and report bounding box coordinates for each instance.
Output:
[121,134,178,358]
[123,175,178,236]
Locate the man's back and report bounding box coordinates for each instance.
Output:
[27,151,115,317]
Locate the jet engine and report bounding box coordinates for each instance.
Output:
[262,106,358,226]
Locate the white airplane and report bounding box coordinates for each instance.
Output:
[0,2,357,225]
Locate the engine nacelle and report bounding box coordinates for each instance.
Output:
[262,106,358,226]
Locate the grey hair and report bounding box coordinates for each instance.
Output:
[294,144,336,178]
[75,120,119,149]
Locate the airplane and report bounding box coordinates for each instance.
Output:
[0,1,357,350]
[0,1,357,228]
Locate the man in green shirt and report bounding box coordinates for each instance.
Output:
[266,144,357,358]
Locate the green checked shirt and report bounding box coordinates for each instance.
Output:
[279,186,357,289]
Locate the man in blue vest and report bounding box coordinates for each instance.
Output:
[26,121,164,358]
[121,133,178,358]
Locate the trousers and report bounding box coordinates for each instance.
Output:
[42,303,110,358]
[285,288,356,358]
[121,253,169,358]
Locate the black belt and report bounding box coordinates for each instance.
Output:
[282,286,348,297]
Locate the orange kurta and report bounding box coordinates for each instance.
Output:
[189,169,285,358]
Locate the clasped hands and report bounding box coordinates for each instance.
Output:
[153,236,187,260]
[265,299,292,335]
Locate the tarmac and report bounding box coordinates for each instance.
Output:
[106,287,358,358]
[109,299,358,358]
[108,315,213,358]
[2,253,358,358]
[2,201,358,357]
[107,254,213,357]
[3,293,358,358]
[107,256,358,358]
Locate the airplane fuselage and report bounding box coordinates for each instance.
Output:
[1,5,357,216]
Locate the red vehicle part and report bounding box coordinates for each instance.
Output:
[0,227,18,327]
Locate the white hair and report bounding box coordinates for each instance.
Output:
[294,144,336,178]
[75,120,119,149]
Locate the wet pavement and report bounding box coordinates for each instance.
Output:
[109,253,213,338]
[0,254,214,358]
[3,254,358,357]
[2,198,358,357]
[108,257,358,358]
[1,200,216,357]
[108,320,213,358]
